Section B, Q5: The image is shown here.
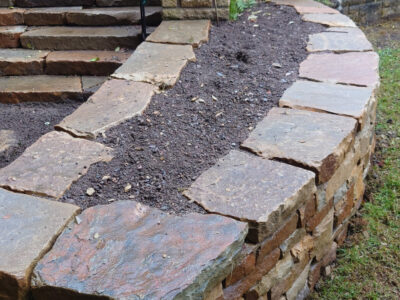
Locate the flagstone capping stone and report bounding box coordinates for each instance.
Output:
[301,13,356,27]
[272,0,339,14]
[0,188,80,300]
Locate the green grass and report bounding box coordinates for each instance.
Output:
[311,46,400,299]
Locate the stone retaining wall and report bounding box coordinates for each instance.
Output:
[162,0,230,20]
[342,0,400,23]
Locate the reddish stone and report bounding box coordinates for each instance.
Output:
[308,261,322,291]
[0,8,25,26]
[306,198,333,232]
[225,244,256,287]
[334,184,354,227]
[0,49,49,76]
[0,26,26,48]
[291,234,314,263]
[334,222,349,246]
[298,196,317,227]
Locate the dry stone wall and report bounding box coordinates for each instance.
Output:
[342,0,400,24]
[162,0,230,20]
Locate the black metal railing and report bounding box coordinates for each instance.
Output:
[140,0,148,41]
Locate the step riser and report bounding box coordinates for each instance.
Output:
[12,0,161,7]
[0,91,85,103]
[46,61,121,76]
[0,61,44,75]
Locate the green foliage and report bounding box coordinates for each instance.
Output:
[229,0,256,20]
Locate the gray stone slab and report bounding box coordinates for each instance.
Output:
[279,80,374,126]
[273,0,339,14]
[113,41,196,87]
[302,13,356,27]
[31,201,247,299]
[242,108,357,184]
[0,188,79,299]
[307,30,373,52]
[0,49,49,76]
[184,150,316,243]
[0,131,113,199]
[14,0,94,7]
[57,80,156,139]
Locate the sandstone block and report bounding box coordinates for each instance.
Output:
[0,49,49,76]
[307,30,373,52]
[273,0,339,14]
[0,8,24,25]
[24,7,82,26]
[291,234,314,263]
[162,7,229,20]
[302,13,356,27]
[286,261,311,300]
[312,209,334,261]
[0,26,26,48]
[334,184,354,227]
[14,0,94,6]
[280,228,307,257]
[307,198,333,232]
[334,221,349,246]
[298,196,316,227]
[225,244,257,287]
[181,0,212,8]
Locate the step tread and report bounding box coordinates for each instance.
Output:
[0,48,49,61]
[21,25,142,37]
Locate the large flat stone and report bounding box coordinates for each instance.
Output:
[299,52,380,88]
[0,75,82,103]
[273,0,339,14]
[0,49,49,76]
[0,131,113,199]
[45,50,131,76]
[0,26,26,48]
[56,80,156,139]
[113,41,196,87]
[147,20,211,48]
[279,80,374,127]
[307,30,373,52]
[184,150,316,243]
[0,8,25,26]
[0,188,79,300]
[0,130,17,156]
[14,0,94,7]
[20,26,141,50]
[31,201,248,299]
[302,13,356,27]
[241,108,357,184]
[24,7,82,26]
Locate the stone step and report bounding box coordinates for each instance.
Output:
[12,0,161,7]
[0,48,49,75]
[0,25,26,48]
[20,26,142,50]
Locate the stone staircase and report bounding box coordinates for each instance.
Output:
[0,0,162,102]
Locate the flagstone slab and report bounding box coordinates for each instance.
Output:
[184,150,316,243]
[0,26,26,48]
[113,41,196,87]
[0,130,18,155]
[0,8,25,26]
[0,131,113,199]
[57,80,156,139]
[302,13,356,27]
[307,30,373,52]
[299,52,380,88]
[0,188,80,300]
[14,0,94,7]
[0,49,49,76]
[242,108,357,184]
[81,75,107,96]
[31,201,248,299]
[273,0,339,14]
[24,7,82,26]
[279,80,374,127]
[147,20,211,48]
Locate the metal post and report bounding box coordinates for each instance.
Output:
[140,0,147,41]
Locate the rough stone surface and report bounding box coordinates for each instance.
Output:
[0,131,113,199]
[96,0,161,6]
[273,0,339,14]
[113,41,196,87]
[162,7,229,20]
[0,75,82,103]
[31,201,248,299]
[20,26,141,50]
[0,8,25,26]
[286,262,311,300]
[307,30,373,52]
[56,80,156,139]
[147,20,211,47]
[23,7,82,26]
[279,80,374,127]
[312,209,334,261]
[242,108,357,184]
[225,244,257,287]
[14,0,94,7]
[0,130,18,156]
[45,50,131,75]
[0,188,79,300]
[302,13,356,27]
[0,49,49,76]
[299,52,380,88]
[81,75,107,96]
[184,150,315,242]
[0,26,26,48]
[181,0,212,7]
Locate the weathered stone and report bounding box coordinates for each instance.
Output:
[0,131,113,199]
[0,75,82,103]
[184,150,315,243]
[280,228,307,257]
[242,108,357,184]
[0,25,26,48]
[306,198,333,232]
[45,50,131,76]
[286,262,311,300]
[291,234,314,263]
[0,130,17,156]
[181,0,212,7]
[162,7,230,20]
[0,188,79,300]
[113,41,196,87]
[162,0,177,7]
[223,248,281,300]
[20,26,141,50]
[0,49,49,76]
[334,184,354,227]
[31,201,248,299]
[81,75,107,96]
[334,221,349,246]
[280,81,374,128]
[225,244,257,287]
[0,8,24,25]
[205,283,224,300]
[302,13,356,27]
[66,6,162,26]
[147,20,210,48]
[96,0,161,5]
[56,80,156,139]
[14,0,94,7]
[298,196,316,227]
[307,31,373,52]
[24,7,82,26]
[273,0,339,14]
[312,209,334,261]
[308,261,321,291]
[321,241,337,267]
[299,52,380,88]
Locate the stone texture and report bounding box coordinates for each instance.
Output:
[24,7,82,26]
[291,235,314,263]
[0,49,49,76]
[225,244,256,286]
[280,228,307,257]
[181,0,212,7]
[0,188,79,300]
[279,80,374,127]
[0,75,82,103]
[0,130,17,156]
[273,0,339,14]
[45,50,131,76]
[56,80,156,139]
[96,0,161,6]
[31,201,248,299]
[334,184,354,227]
[299,52,380,88]
[147,20,210,48]
[184,150,315,242]
[312,209,334,261]
[286,262,311,300]
[298,196,316,228]
[306,198,333,232]
[20,26,141,50]
[162,8,230,20]
[0,8,25,26]
[242,108,357,184]
[307,31,373,52]
[14,0,94,6]
[302,13,356,27]
[81,75,107,96]
[0,131,113,199]
[0,26,26,48]
[113,41,196,87]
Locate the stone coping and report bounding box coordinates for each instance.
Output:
[0,1,380,299]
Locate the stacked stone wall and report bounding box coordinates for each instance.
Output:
[162,0,230,20]
[342,0,400,23]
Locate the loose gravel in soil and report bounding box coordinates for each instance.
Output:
[58,3,324,214]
